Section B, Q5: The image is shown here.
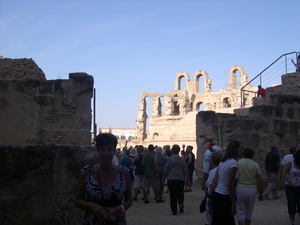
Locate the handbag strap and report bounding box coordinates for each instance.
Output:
[143,154,150,166]
[170,157,181,170]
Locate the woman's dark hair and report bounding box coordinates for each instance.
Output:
[221,140,242,162]
[95,133,118,150]
[243,147,254,159]
[165,149,172,157]
[172,144,180,154]
[293,149,300,164]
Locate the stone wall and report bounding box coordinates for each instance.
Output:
[0,144,98,225]
[0,58,94,145]
[195,72,300,185]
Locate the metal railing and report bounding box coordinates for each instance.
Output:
[240,51,299,107]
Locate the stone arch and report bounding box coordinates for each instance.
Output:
[153,132,159,140]
[195,101,203,111]
[174,72,190,90]
[229,65,249,91]
[136,92,161,141]
[194,70,212,93]
[222,97,232,108]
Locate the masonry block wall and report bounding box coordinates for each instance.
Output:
[195,72,300,186]
[0,144,98,225]
[0,58,94,145]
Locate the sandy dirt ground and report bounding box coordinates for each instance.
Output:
[126,185,291,225]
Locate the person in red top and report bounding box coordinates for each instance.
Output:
[257,85,266,97]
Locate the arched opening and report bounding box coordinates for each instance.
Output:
[196,102,204,111]
[179,76,187,90]
[153,132,159,140]
[196,75,204,93]
[223,97,231,108]
[235,70,241,89]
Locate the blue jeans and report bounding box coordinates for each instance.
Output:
[285,184,300,215]
[187,168,194,184]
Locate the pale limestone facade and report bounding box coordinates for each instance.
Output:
[135,65,257,150]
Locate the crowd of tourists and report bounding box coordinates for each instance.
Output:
[202,141,300,225]
[74,132,300,225]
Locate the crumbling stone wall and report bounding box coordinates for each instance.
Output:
[0,58,94,145]
[135,66,255,149]
[195,72,300,186]
[0,58,96,224]
[0,144,98,225]
[0,58,46,81]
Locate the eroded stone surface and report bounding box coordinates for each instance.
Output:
[0,58,94,145]
[0,58,46,81]
[0,144,98,225]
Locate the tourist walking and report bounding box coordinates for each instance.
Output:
[74,133,132,225]
[282,149,300,225]
[204,151,223,225]
[263,145,281,200]
[281,146,297,173]
[208,140,244,225]
[119,149,134,183]
[236,147,263,225]
[201,142,215,191]
[156,146,166,199]
[163,144,189,215]
[131,145,145,201]
[142,144,164,204]
[185,145,195,192]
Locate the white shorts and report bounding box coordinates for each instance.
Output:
[236,187,257,221]
[133,175,143,189]
[205,198,212,224]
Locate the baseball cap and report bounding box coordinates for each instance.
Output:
[212,145,222,152]
[208,142,215,147]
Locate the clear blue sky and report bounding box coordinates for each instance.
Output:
[1,0,299,130]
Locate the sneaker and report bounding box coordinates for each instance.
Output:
[144,200,150,204]
[273,196,280,200]
[179,205,184,213]
[263,195,269,200]
[171,212,177,215]
[156,199,165,203]
[133,197,138,201]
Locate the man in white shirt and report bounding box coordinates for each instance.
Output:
[201,142,215,191]
[281,146,296,176]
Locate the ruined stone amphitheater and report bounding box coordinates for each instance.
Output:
[1,56,300,224]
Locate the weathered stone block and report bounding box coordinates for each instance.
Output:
[273,120,288,134]
[288,121,299,134]
[249,105,274,118]
[0,144,98,225]
[287,108,294,119]
[269,94,300,106]
[0,58,46,81]
[274,107,283,118]
[198,111,215,123]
